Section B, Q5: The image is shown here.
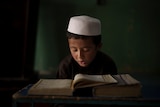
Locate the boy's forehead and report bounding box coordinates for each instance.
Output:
[68,38,94,45]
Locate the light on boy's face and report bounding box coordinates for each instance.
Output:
[68,38,99,67]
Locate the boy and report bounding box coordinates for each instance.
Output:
[56,15,117,79]
[55,15,118,106]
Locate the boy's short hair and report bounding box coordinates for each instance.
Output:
[66,31,101,46]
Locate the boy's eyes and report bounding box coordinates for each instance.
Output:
[70,48,90,52]
[83,48,90,52]
[70,48,77,52]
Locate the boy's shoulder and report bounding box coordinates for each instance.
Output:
[59,54,73,65]
[97,51,113,60]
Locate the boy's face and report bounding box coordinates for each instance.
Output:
[68,38,101,67]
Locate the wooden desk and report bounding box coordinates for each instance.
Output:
[12,84,160,107]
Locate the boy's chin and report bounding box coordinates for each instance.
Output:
[79,64,89,67]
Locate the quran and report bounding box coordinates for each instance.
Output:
[28,73,117,96]
[28,74,142,97]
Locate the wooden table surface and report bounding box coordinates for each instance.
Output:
[12,84,160,107]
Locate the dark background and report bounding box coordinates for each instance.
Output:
[0,0,160,107]
[0,0,39,107]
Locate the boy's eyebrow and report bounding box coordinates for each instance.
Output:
[69,46,76,48]
[69,46,77,48]
[70,46,92,49]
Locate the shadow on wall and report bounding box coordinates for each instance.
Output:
[42,1,76,59]
[35,0,77,74]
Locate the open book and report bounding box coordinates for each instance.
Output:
[28,74,117,96]
[93,74,142,97]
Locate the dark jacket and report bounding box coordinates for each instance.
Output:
[56,51,117,79]
[54,51,118,107]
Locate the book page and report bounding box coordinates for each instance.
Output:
[102,75,118,83]
[112,74,140,85]
[74,74,104,82]
[71,74,117,89]
[28,79,73,96]
[121,74,140,85]
[32,79,73,89]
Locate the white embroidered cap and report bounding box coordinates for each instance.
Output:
[67,15,101,36]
